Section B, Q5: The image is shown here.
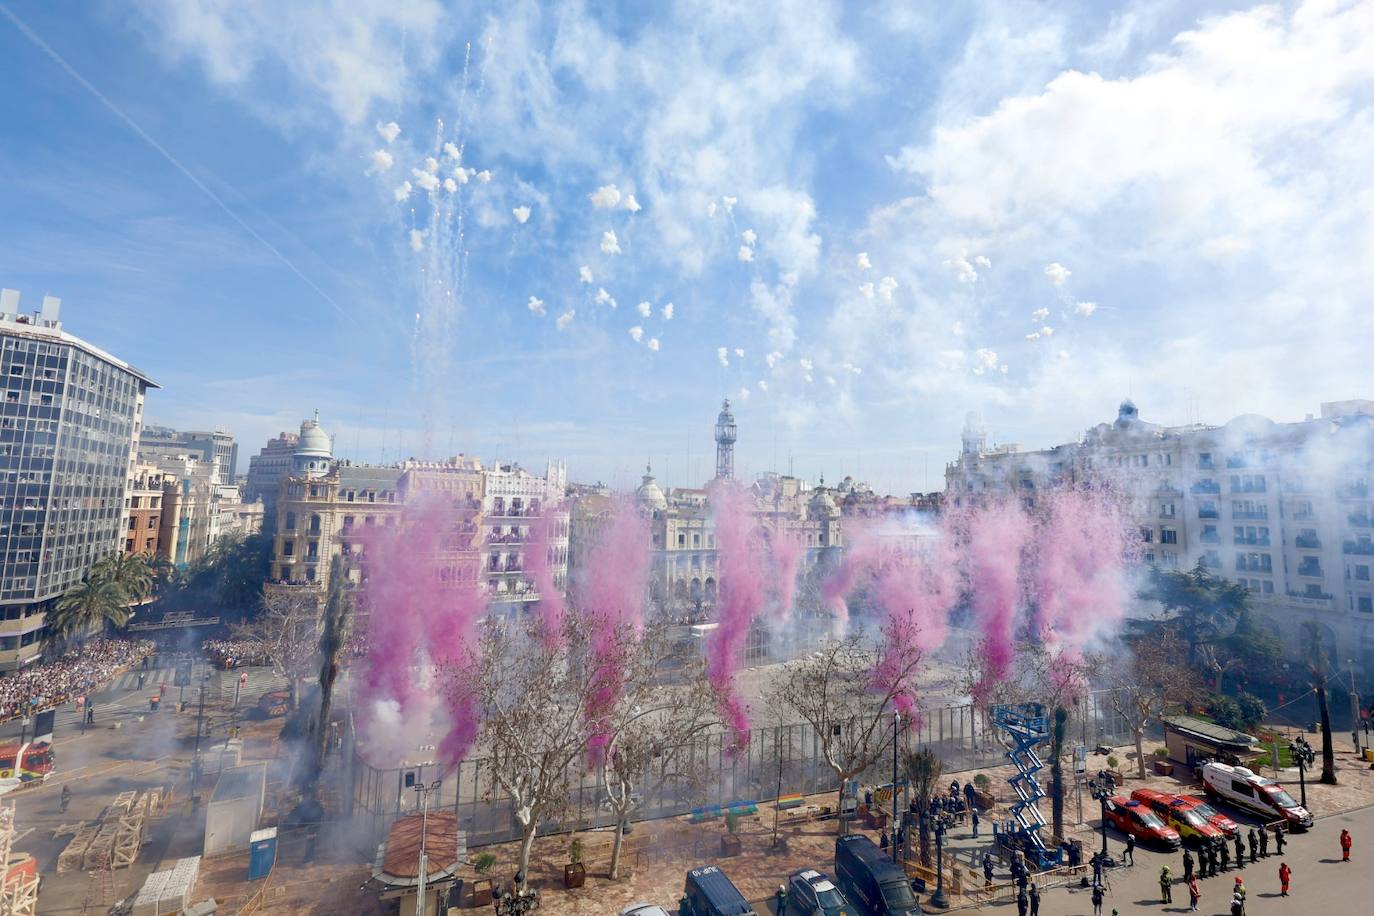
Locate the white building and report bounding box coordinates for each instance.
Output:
[945,399,1374,673]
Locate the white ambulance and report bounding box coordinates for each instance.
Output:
[1200,761,1312,830]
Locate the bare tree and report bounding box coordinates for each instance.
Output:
[902,747,942,864]
[301,556,351,800]
[231,589,319,710]
[1096,631,1204,778]
[599,632,718,878]
[1301,621,1338,784]
[457,615,622,892]
[767,623,923,830]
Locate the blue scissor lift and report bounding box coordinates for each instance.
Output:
[989,703,1062,870]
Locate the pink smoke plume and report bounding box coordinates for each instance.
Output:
[574,497,650,764]
[820,522,881,628]
[707,480,768,748]
[871,529,958,716]
[768,526,803,622]
[1032,488,1129,693]
[358,493,488,770]
[966,500,1030,706]
[525,507,568,647]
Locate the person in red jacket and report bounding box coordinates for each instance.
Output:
[1279,861,1292,897]
[1341,828,1353,862]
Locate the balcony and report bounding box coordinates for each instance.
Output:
[1339,483,1371,500]
[1158,484,1184,498]
[1191,481,1221,495]
[1235,537,1271,547]
[1225,456,1250,469]
[1200,532,1221,544]
[1350,514,1374,528]
[1344,540,1374,556]
[1297,562,1324,578]
[1233,510,1269,521]
[1198,458,1215,470]
[1198,508,1219,519]
[1230,482,1266,494]
[1235,561,1273,574]
[1294,534,1321,549]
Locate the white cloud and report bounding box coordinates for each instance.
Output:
[661,302,674,320]
[622,193,641,212]
[526,296,546,316]
[799,358,813,372]
[734,348,745,359]
[513,206,532,224]
[972,348,999,375]
[600,230,621,255]
[476,170,492,183]
[376,121,401,143]
[443,141,461,161]
[411,168,439,192]
[758,380,768,392]
[556,309,575,331]
[825,376,837,386]
[973,255,992,269]
[590,184,622,208]
[1040,325,1054,337]
[579,265,593,284]
[646,337,660,352]
[1031,307,1050,321]
[369,149,394,173]
[856,252,872,270]
[945,255,977,283]
[717,347,730,367]
[878,276,898,303]
[629,326,645,343]
[636,301,651,318]
[1044,262,1071,286]
[1075,301,1098,317]
[595,288,616,308]
[741,228,757,245]
[408,229,424,252]
[423,157,439,174]
[737,245,755,263]
[393,181,412,202]
[858,282,874,299]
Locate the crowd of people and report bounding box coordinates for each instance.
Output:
[0,637,155,722]
[200,638,272,669]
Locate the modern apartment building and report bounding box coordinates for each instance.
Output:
[0,289,156,671]
[945,399,1374,672]
[244,429,300,522]
[139,425,238,486]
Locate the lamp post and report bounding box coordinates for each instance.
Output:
[891,711,901,863]
[1288,735,1315,808]
[1348,661,1361,757]
[929,811,951,909]
[1087,770,1116,886]
[411,778,442,916]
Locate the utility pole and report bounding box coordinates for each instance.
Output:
[1349,661,1361,757]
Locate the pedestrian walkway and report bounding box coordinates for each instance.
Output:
[110,668,175,691]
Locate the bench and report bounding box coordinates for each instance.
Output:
[776,793,804,810]
[726,800,758,817]
[689,805,723,823]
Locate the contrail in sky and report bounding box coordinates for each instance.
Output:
[0,3,355,323]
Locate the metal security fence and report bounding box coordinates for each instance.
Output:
[345,688,1138,850]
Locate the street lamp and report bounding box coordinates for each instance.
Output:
[1087,770,1116,885]
[1288,735,1315,808]
[929,811,952,910]
[409,777,442,916]
[891,711,901,863]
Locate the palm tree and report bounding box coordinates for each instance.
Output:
[93,553,153,605]
[51,577,131,639]
[1301,621,1338,785]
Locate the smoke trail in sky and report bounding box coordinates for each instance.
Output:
[707,480,767,747]
[574,497,650,764]
[525,507,568,647]
[967,500,1030,706]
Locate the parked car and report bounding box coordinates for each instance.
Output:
[1201,762,1312,830]
[1174,794,1240,838]
[1102,796,1182,849]
[681,865,758,916]
[834,835,922,915]
[787,868,851,916]
[1130,789,1227,847]
[622,906,673,916]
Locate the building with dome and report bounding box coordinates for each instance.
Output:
[944,398,1374,674]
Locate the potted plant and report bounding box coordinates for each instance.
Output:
[563,837,586,888]
[720,810,742,857]
[470,852,496,906]
[1153,747,1174,776]
[1105,755,1125,784]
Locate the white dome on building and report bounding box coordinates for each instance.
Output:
[635,462,668,510]
[293,412,333,478]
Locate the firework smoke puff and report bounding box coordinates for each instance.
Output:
[768,527,803,622]
[525,507,568,646]
[426,496,488,769]
[707,480,769,747]
[871,533,958,714]
[967,500,1030,706]
[819,521,882,629]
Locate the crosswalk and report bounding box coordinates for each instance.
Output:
[110,668,175,692]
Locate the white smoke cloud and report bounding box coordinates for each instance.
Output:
[841,362,863,375]
[393,181,412,202]
[579,265,593,284]
[513,206,532,224]
[622,194,641,212]
[630,326,644,342]
[951,321,964,336]
[443,141,461,161]
[1031,307,1050,321]
[661,302,674,320]
[1040,325,1055,336]
[423,157,439,174]
[411,168,439,192]
[758,380,768,392]
[707,201,718,217]
[442,177,457,193]
[408,229,424,251]
[738,386,751,401]
[766,351,782,369]
[856,252,872,270]
[858,282,874,299]
[945,255,977,283]
[595,288,617,308]
[556,309,575,331]
[1075,301,1098,316]
[974,255,992,269]
[452,167,472,185]
[369,149,394,173]
[878,276,898,302]
[741,228,757,245]
[738,245,755,263]
[717,347,730,367]
[601,230,621,255]
[647,337,660,351]
[1044,262,1072,285]
[636,301,652,318]
[734,348,745,358]
[590,184,622,208]
[476,170,493,183]
[376,121,400,143]
[1026,332,1041,341]
[527,296,546,316]
[972,348,999,375]
[799,357,814,382]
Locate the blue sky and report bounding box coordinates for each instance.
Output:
[2,0,1371,492]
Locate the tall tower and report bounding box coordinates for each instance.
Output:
[714,398,737,480]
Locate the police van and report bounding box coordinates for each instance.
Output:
[834,835,922,915]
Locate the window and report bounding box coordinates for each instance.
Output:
[693,533,700,547]
[1140,527,1154,543]
[1358,566,1370,582]
[147,517,156,528]
[678,533,685,546]
[1360,597,1373,614]
[1231,779,1254,798]
[1161,528,1178,545]
[283,542,294,557]
[307,541,318,558]
[1160,502,1176,518]
[285,512,296,530]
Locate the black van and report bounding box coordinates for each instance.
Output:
[834,835,923,916]
[681,865,758,916]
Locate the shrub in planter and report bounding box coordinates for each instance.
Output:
[564,838,586,888]
[471,853,496,905]
[1153,747,1169,758]
[721,809,742,857]
[1106,755,1120,771]
[973,773,992,791]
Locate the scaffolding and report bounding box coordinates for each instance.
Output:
[989,703,1061,870]
[0,804,39,916]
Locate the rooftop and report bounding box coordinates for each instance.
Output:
[377,810,464,886]
[1163,715,1257,751]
